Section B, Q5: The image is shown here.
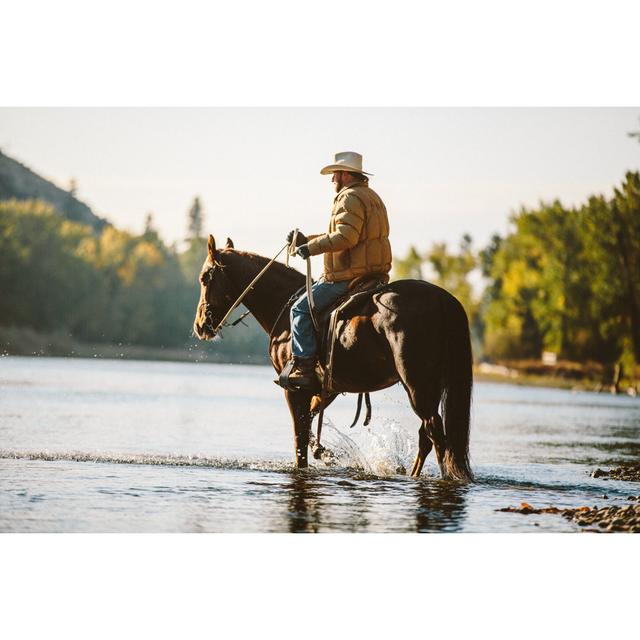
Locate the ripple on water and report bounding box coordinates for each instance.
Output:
[2,359,639,532]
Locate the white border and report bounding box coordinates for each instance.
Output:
[1,1,640,106]
[2,534,639,638]
[2,1,639,635]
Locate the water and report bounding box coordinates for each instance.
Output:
[1,356,638,532]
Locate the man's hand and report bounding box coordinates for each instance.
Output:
[286,229,308,248]
[296,244,310,260]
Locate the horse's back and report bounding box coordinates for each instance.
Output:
[330,278,468,392]
[342,278,466,321]
[381,278,463,307]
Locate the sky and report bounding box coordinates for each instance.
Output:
[1,108,639,269]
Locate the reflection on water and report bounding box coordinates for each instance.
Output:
[286,473,323,533]
[0,356,639,533]
[281,471,470,533]
[537,438,640,463]
[414,480,469,532]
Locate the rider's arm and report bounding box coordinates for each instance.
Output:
[306,194,365,256]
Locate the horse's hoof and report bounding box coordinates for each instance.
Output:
[321,450,337,465]
[312,445,336,466]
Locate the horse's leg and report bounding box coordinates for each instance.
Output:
[385,327,443,478]
[425,413,447,471]
[401,377,442,478]
[409,418,434,477]
[285,388,312,468]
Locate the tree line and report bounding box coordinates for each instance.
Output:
[1,172,639,375]
[395,171,640,374]
[0,196,268,361]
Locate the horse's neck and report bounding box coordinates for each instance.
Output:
[224,250,304,335]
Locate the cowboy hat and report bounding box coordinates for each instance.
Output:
[320,151,373,176]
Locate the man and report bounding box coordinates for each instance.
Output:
[286,151,392,389]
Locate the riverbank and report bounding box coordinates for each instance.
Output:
[591,464,640,482]
[0,325,269,365]
[499,463,640,532]
[499,501,640,532]
[2,325,638,395]
[475,361,639,396]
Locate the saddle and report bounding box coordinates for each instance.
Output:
[316,272,390,361]
[277,272,390,446]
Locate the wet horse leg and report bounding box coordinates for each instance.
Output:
[392,332,444,478]
[401,377,441,477]
[410,418,434,477]
[285,389,312,468]
[385,326,445,478]
[425,414,447,471]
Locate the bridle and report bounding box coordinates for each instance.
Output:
[200,242,293,338]
[200,259,236,337]
[199,238,333,452]
[199,235,318,339]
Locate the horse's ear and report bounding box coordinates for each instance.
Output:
[208,234,216,259]
[225,237,234,249]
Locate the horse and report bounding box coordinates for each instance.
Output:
[193,235,474,481]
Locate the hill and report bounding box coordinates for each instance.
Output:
[0,149,108,232]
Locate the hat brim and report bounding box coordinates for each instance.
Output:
[320,163,373,176]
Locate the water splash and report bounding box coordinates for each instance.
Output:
[0,449,295,473]
[317,418,416,476]
[1,418,419,479]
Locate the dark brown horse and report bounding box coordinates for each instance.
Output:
[193,235,473,481]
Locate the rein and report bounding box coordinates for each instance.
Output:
[201,239,374,458]
[207,237,318,336]
[208,242,289,335]
[288,229,319,333]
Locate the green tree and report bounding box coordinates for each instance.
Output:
[0,197,267,359]
[0,199,103,337]
[611,173,640,362]
[425,234,477,319]
[480,219,541,360]
[187,196,204,241]
[480,173,640,368]
[393,235,480,349]
[143,211,158,239]
[581,173,640,366]
[392,245,423,280]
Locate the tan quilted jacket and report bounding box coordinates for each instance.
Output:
[306,181,392,282]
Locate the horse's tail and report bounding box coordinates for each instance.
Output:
[440,295,473,481]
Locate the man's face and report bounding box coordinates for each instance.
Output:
[332,171,346,193]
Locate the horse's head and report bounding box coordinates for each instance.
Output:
[193,234,236,340]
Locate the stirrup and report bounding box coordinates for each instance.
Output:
[275,358,318,391]
[275,359,296,389]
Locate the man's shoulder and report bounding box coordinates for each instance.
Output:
[334,183,370,204]
[340,183,385,209]
[333,189,367,216]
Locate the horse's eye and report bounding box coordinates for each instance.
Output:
[200,271,210,285]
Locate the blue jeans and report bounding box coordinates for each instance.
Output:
[290,279,350,358]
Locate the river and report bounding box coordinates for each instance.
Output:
[1,356,638,532]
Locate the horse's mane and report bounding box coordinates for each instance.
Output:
[221,248,306,287]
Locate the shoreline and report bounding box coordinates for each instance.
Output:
[2,350,638,397]
[1,327,637,396]
[0,326,269,366]
[499,463,640,532]
[475,362,638,397]
[0,345,269,366]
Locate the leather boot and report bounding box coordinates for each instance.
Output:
[287,356,317,390]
